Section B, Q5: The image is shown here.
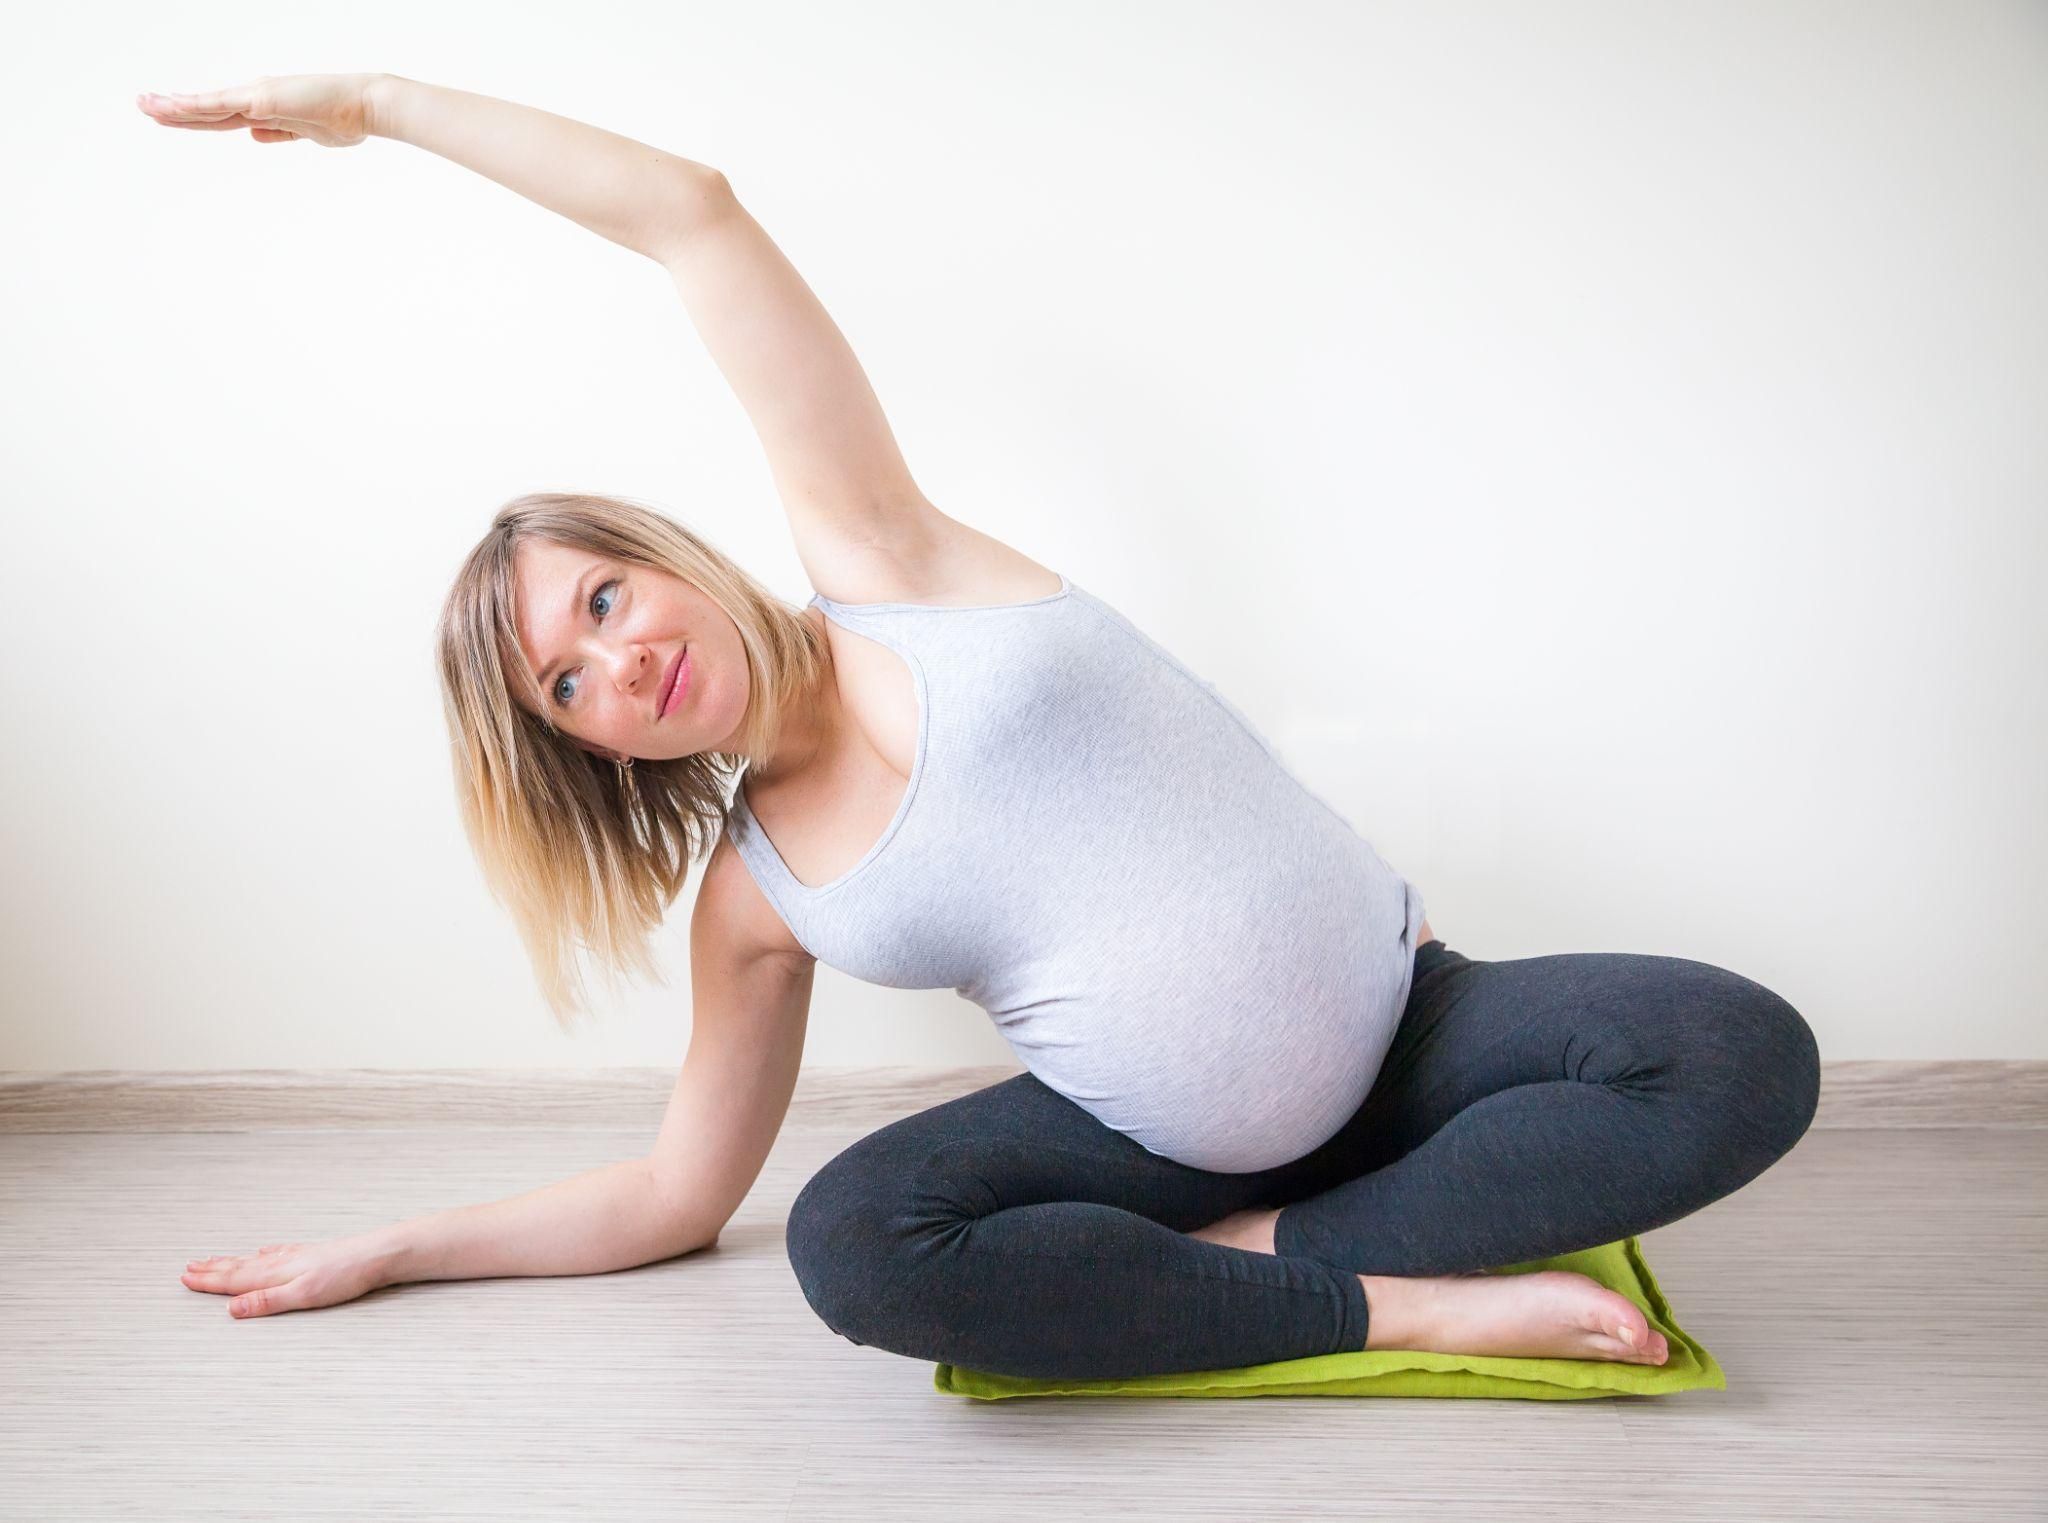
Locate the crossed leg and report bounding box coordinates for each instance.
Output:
[784,942,1820,1381]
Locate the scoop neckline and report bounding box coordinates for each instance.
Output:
[733,636,931,898]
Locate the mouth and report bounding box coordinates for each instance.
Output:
[658,646,691,719]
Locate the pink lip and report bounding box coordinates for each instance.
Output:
[658,646,691,718]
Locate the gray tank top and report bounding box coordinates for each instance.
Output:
[724,574,1428,1173]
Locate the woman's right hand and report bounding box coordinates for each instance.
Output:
[137,73,382,148]
[180,1230,402,1318]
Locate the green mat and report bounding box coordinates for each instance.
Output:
[934,1236,1724,1400]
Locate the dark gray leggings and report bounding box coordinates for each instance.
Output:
[785,939,1821,1380]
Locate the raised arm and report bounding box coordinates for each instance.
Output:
[142,70,962,602]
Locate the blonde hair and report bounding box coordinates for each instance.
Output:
[434,490,829,1030]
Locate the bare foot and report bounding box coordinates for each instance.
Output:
[1360,1268,1671,1364]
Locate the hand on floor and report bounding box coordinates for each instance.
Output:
[179,1232,399,1319]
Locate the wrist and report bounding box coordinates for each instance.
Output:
[357,1221,416,1286]
[362,72,407,140]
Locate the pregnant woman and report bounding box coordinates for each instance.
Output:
[151,73,1820,1379]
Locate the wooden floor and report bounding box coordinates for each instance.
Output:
[2,1116,2042,1521]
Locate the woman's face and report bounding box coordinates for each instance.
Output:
[509,538,749,763]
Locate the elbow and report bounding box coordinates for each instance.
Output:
[661,1219,723,1260]
[653,168,738,264]
[682,164,733,205]
[647,1161,729,1255]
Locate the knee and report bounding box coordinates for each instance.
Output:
[785,1144,965,1349]
[1673,963,1823,1169]
[784,1158,893,1343]
[786,1136,1008,1356]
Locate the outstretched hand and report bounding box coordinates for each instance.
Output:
[180,1232,400,1318]
[136,73,381,147]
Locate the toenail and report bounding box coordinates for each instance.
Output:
[1618,1324,1638,1346]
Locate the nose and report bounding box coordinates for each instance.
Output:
[605,642,651,693]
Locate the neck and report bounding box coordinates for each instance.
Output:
[750,609,838,786]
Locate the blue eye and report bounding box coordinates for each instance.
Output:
[552,579,621,707]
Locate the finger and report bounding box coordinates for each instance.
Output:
[141,99,249,123]
[147,114,261,133]
[182,1257,294,1294]
[151,87,257,118]
[184,1246,273,1269]
[139,94,267,128]
[229,1279,300,1319]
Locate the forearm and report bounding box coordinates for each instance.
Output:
[363,73,731,263]
[372,1156,712,1285]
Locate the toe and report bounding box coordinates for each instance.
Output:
[1625,1331,1668,1364]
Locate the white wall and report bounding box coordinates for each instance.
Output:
[3,0,2041,1072]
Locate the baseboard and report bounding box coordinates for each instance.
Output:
[0,1061,2042,1134]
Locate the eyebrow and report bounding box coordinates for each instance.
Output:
[536,564,601,699]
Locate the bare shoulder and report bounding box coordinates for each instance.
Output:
[795,498,1064,609]
[693,826,812,968]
